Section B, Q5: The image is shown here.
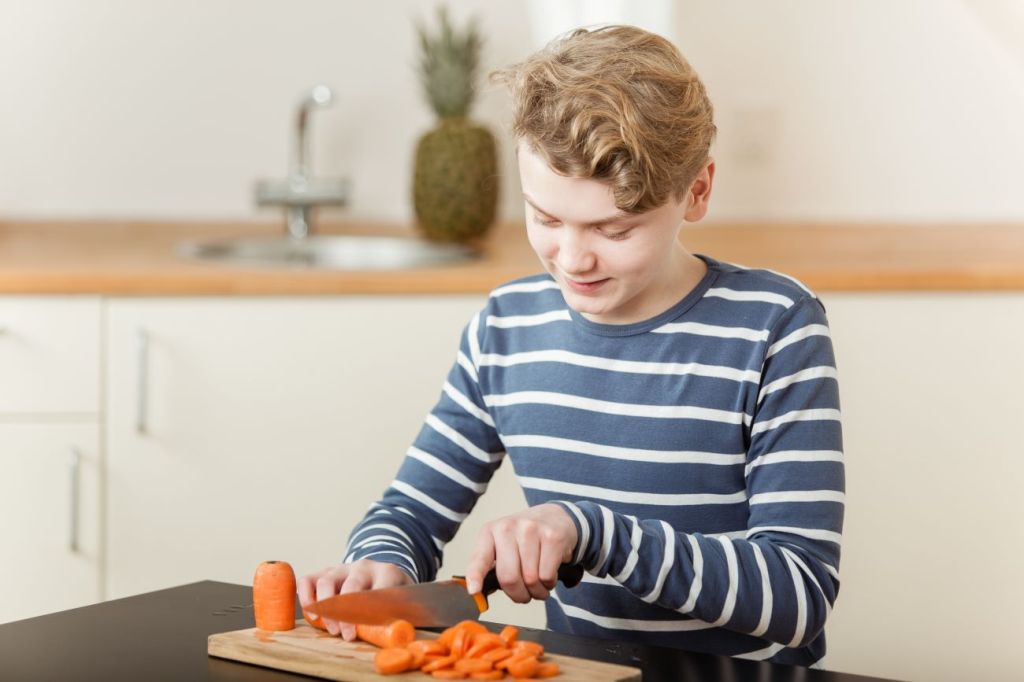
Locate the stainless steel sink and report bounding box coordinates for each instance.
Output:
[177,235,478,270]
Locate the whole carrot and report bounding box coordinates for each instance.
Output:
[355,619,416,649]
[253,560,296,631]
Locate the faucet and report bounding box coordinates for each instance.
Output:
[255,85,350,239]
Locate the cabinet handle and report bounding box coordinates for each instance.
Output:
[136,328,149,435]
[69,448,81,554]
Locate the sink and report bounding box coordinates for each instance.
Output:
[177,235,479,270]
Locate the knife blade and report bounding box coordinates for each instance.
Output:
[303,564,583,627]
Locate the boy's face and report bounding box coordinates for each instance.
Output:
[518,142,709,325]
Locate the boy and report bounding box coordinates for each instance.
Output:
[298,25,844,668]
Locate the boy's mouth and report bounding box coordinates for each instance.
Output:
[565,277,609,293]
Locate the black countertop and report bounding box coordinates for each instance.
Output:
[0,581,898,682]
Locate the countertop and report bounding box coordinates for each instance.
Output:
[0,581,900,682]
[2,219,1023,295]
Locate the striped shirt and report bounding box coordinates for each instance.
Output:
[344,254,844,667]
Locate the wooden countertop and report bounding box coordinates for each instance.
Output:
[1,218,1023,295]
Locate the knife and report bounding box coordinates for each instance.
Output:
[303,564,584,627]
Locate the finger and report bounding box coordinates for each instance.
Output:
[315,567,348,635]
[494,524,529,604]
[371,562,412,590]
[517,528,549,601]
[336,566,373,641]
[464,528,497,595]
[297,570,322,609]
[537,531,564,593]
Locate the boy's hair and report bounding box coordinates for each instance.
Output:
[491,25,716,214]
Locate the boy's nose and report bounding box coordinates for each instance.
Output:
[555,230,596,275]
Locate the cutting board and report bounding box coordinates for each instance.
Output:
[208,621,642,682]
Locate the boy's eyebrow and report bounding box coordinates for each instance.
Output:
[522,193,632,226]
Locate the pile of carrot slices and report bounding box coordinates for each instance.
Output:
[358,619,560,679]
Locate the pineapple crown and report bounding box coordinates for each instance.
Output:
[414,6,482,119]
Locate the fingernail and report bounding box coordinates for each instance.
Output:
[465,580,479,594]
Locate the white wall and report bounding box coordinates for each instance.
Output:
[2,0,1023,223]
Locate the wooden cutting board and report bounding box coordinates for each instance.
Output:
[208,621,642,682]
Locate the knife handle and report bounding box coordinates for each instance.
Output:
[479,563,584,596]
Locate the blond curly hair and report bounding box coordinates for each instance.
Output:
[491,25,716,214]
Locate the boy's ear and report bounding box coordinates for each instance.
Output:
[683,159,715,222]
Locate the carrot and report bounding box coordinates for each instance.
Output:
[450,628,471,658]
[302,609,327,631]
[431,671,468,680]
[422,654,459,673]
[454,620,489,636]
[409,639,448,656]
[455,659,493,674]
[469,672,504,681]
[407,647,427,669]
[482,647,514,663]
[512,640,544,658]
[499,625,519,646]
[495,653,527,671]
[355,619,416,649]
[507,655,540,678]
[374,647,414,675]
[535,662,560,678]
[465,633,504,658]
[252,561,296,631]
[421,654,449,668]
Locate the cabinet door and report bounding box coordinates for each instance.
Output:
[0,424,100,623]
[0,296,101,414]
[104,296,506,598]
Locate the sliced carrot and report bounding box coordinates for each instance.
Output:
[374,647,414,675]
[466,633,504,658]
[450,628,471,658]
[454,619,489,636]
[455,658,493,674]
[469,672,504,681]
[499,625,519,646]
[495,653,527,671]
[422,654,459,673]
[431,671,468,680]
[355,619,416,649]
[409,639,448,656]
[252,561,296,631]
[507,655,539,678]
[438,626,459,650]
[512,640,544,658]
[535,662,560,678]
[407,647,427,669]
[302,609,327,631]
[482,647,514,663]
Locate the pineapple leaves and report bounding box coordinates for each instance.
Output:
[414,5,483,120]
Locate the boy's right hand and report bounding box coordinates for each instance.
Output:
[297,559,413,640]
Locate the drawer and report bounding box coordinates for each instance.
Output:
[0,296,101,414]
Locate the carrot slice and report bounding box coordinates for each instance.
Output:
[422,655,459,673]
[482,647,514,663]
[431,671,468,680]
[302,609,327,631]
[407,647,427,669]
[455,659,493,674]
[512,640,544,658]
[450,628,471,658]
[499,625,519,646]
[253,561,296,631]
[454,619,489,636]
[409,639,448,656]
[466,633,504,658]
[507,655,540,678]
[355,620,416,649]
[495,653,527,671]
[469,672,504,681]
[535,662,560,678]
[374,647,414,675]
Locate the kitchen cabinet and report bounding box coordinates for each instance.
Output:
[0,297,102,623]
[103,296,532,604]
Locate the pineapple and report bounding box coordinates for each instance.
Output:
[412,7,498,243]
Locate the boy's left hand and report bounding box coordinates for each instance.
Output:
[463,503,578,603]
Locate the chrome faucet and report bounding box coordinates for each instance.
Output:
[255,85,350,239]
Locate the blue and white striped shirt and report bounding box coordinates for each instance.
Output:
[345,254,844,667]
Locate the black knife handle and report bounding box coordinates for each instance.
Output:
[480,563,584,596]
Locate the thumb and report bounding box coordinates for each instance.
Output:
[464,534,496,595]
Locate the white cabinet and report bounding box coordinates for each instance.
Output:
[0,297,102,623]
[103,296,507,598]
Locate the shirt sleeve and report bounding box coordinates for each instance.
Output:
[553,296,845,647]
[342,309,505,583]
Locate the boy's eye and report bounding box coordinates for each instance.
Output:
[601,228,634,241]
[533,215,560,227]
